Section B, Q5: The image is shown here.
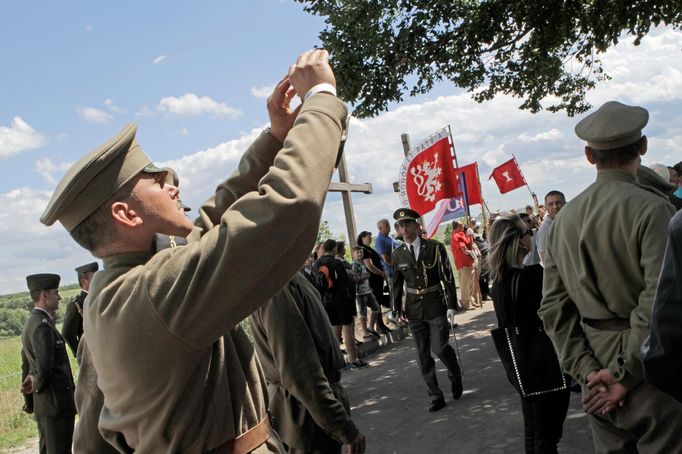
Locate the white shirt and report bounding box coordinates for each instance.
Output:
[536,216,554,267]
[404,236,422,261]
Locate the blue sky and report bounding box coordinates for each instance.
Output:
[1,2,681,293]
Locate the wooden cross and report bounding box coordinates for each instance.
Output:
[328,152,372,243]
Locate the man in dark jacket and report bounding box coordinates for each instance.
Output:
[61,262,98,356]
[21,273,76,454]
[642,210,682,402]
[392,208,463,412]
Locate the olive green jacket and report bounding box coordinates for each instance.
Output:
[539,170,675,390]
[392,238,458,320]
[81,94,348,453]
[250,272,358,450]
[21,309,76,417]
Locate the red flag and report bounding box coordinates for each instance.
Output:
[459,162,482,205]
[489,158,526,194]
[399,128,461,215]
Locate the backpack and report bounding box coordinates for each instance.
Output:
[313,258,337,300]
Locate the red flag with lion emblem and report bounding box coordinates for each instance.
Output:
[398,127,461,215]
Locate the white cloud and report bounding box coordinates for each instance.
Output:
[85,25,93,32]
[153,55,167,64]
[104,99,127,114]
[250,85,275,99]
[135,104,154,117]
[157,94,242,119]
[77,106,113,124]
[0,117,46,159]
[35,158,73,184]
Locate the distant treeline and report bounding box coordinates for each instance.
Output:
[0,284,80,337]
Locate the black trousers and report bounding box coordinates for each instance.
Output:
[520,388,570,454]
[36,414,75,454]
[408,315,462,401]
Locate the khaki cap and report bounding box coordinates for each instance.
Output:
[575,101,648,150]
[26,273,61,292]
[40,123,164,231]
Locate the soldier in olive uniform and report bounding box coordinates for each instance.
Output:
[61,262,98,356]
[391,208,463,412]
[21,274,76,454]
[39,50,345,453]
[539,101,682,453]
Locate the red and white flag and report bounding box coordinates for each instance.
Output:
[398,127,461,215]
[489,158,526,194]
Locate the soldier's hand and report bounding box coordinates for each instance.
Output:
[267,76,301,143]
[20,374,34,395]
[446,309,457,323]
[287,49,336,102]
[583,369,628,414]
[346,432,366,454]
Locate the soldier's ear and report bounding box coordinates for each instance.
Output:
[639,136,648,156]
[584,147,596,165]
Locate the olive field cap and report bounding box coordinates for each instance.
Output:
[40,123,165,231]
[75,262,99,274]
[393,208,421,222]
[574,101,649,150]
[26,273,61,292]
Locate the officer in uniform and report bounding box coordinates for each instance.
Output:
[539,101,682,453]
[38,49,345,453]
[61,262,98,356]
[391,208,463,412]
[21,274,76,454]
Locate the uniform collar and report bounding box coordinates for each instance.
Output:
[34,307,53,321]
[404,236,421,250]
[596,169,637,184]
[102,250,152,270]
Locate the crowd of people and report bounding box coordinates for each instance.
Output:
[16,48,682,454]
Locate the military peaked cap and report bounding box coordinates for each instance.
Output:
[393,208,421,222]
[26,274,61,292]
[575,101,649,150]
[40,123,165,231]
[75,262,99,274]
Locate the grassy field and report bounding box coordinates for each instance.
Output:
[0,285,81,452]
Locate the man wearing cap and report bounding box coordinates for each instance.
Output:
[539,101,682,452]
[61,262,98,356]
[40,49,346,453]
[21,274,76,454]
[391,208,463,412]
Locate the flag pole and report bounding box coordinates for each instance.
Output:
[448,125,469,224]
[474,162,488,233]
[511,153,537,209]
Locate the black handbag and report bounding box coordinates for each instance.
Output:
[490,271,567,398]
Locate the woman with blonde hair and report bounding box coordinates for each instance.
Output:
[488,213,570,454]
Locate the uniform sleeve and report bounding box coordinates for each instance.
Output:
[31,321,55,393]
[437,243,458,310]
[642,210,682,401]
[252,289,359,444]
[539,238,601,384]
[391,250,404,312]
[188,131,282,237]
[143,95,348,350]
[62,301,80,357]
[617,202,676,389]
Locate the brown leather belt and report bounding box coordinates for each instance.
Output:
[207,417,272,454]
[583,317,630,331]
[406,285,442,296]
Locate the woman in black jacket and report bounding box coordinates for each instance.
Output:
[488,214,570,454]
